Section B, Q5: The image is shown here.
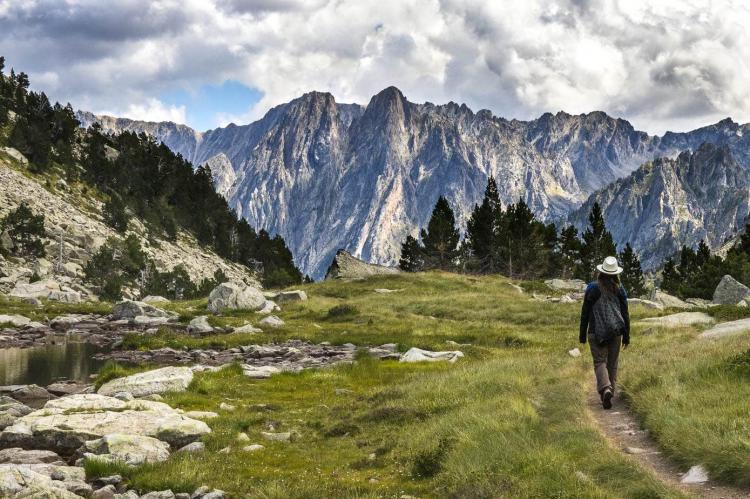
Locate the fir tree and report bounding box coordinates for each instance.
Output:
[660,257,680,295]
[577,202,617,280]
[465,176,501,272]
[558,225,581,279]
[420,196,460,270]
[0,202,45,257]
[103,194,130,233]
[399,235,425,272]
[619,243,646,297]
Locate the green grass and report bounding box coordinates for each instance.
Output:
[621,323,750,488]
[0,294,111,321]
[75,272,710,498]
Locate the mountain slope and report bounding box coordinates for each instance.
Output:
[0,150,260,298]
[568,143,750,269]
[77,91,750,278]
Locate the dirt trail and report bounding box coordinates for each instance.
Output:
[586,388,749,498]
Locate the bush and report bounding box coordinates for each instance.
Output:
[1,202,45,257]
[326,304,359,320]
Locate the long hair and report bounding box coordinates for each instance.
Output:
[597,272,620,296]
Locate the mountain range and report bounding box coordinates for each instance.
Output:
[76,88,750,278]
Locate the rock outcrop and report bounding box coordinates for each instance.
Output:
[712,275,750,305]
[97,367,193,398]
[0,158,259,296]
[207,282,266,314]
[325,250,400,280]
[0,394,210,455]
[78,97,750,279]
[568,144,750,269]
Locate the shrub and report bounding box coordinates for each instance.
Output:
[326,304,359,320]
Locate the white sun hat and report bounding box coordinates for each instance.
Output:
[596,256,623,275]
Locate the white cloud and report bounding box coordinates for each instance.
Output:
[1,0,749,134]
[116,98,187,124]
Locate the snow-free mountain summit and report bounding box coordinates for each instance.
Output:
[78,89,750,278]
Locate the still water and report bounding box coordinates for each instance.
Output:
[0,335,109,386]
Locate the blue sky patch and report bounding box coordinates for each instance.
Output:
[160,80,262,131]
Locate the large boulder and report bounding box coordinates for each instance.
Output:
[653,290,691,309]
[9,279,60,299]
[0,315,31,327]
[699,318,750,340]
[98,366,193,398]
[0,385,51,403]
[0,463,88,498]
[80,433,171,465]
[0,448,64,465]
[187,316,214,335]
[712,275,750,305]
[0,394,210,454]
[207,282,265,314]
[47,290,82,304]
[111,300,172,320]
[324,250,400,280]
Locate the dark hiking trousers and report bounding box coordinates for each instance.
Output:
[588,333,621,394]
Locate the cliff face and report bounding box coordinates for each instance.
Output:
[568,143,750,269]
[77,92,750,278]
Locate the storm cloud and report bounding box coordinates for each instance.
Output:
[0,0,748,133]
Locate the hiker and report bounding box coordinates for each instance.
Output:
[579,256,630,409]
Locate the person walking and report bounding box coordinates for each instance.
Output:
[579,256,630,409]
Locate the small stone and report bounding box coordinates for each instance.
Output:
[236,432,250,442]
[92,484,117,499]
[192,486,211,498]
[681,465,709,484]
[624,447,647,454]
[259,315,285,328]
[217,446,231,454]
[567,348,581,358]
[219,402,236,411]
[242,444,264,452]
[140,491,176,499]
[176,442,205,453]
[261,431,292,442]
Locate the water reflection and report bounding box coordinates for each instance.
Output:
[0,335,109,386]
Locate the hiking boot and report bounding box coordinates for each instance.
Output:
[602,388,613,409]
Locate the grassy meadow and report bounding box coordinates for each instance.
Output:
[15,271,750,497]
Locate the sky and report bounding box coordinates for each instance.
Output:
[0,0,749,134]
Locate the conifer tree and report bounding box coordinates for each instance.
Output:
[619,243,646,297]
[558,225,581,279]
[466,176,501,272]
[399,235,424,272]
[420,196,460,270]
[577,202,617,280]
[0,202,45,257]
[660,257,680,295]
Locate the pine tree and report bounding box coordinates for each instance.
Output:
[420,196,460,270]
[0,202,46,257]
[619,243,646,297]
[660,257,680,295]
[577,202,617,280]
[558,225,581,279]
[103,194,130,233]
[696,239,711,266]
[399,235,424,272]
[465,176,501,272]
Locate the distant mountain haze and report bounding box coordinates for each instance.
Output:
[76,87,750,278]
